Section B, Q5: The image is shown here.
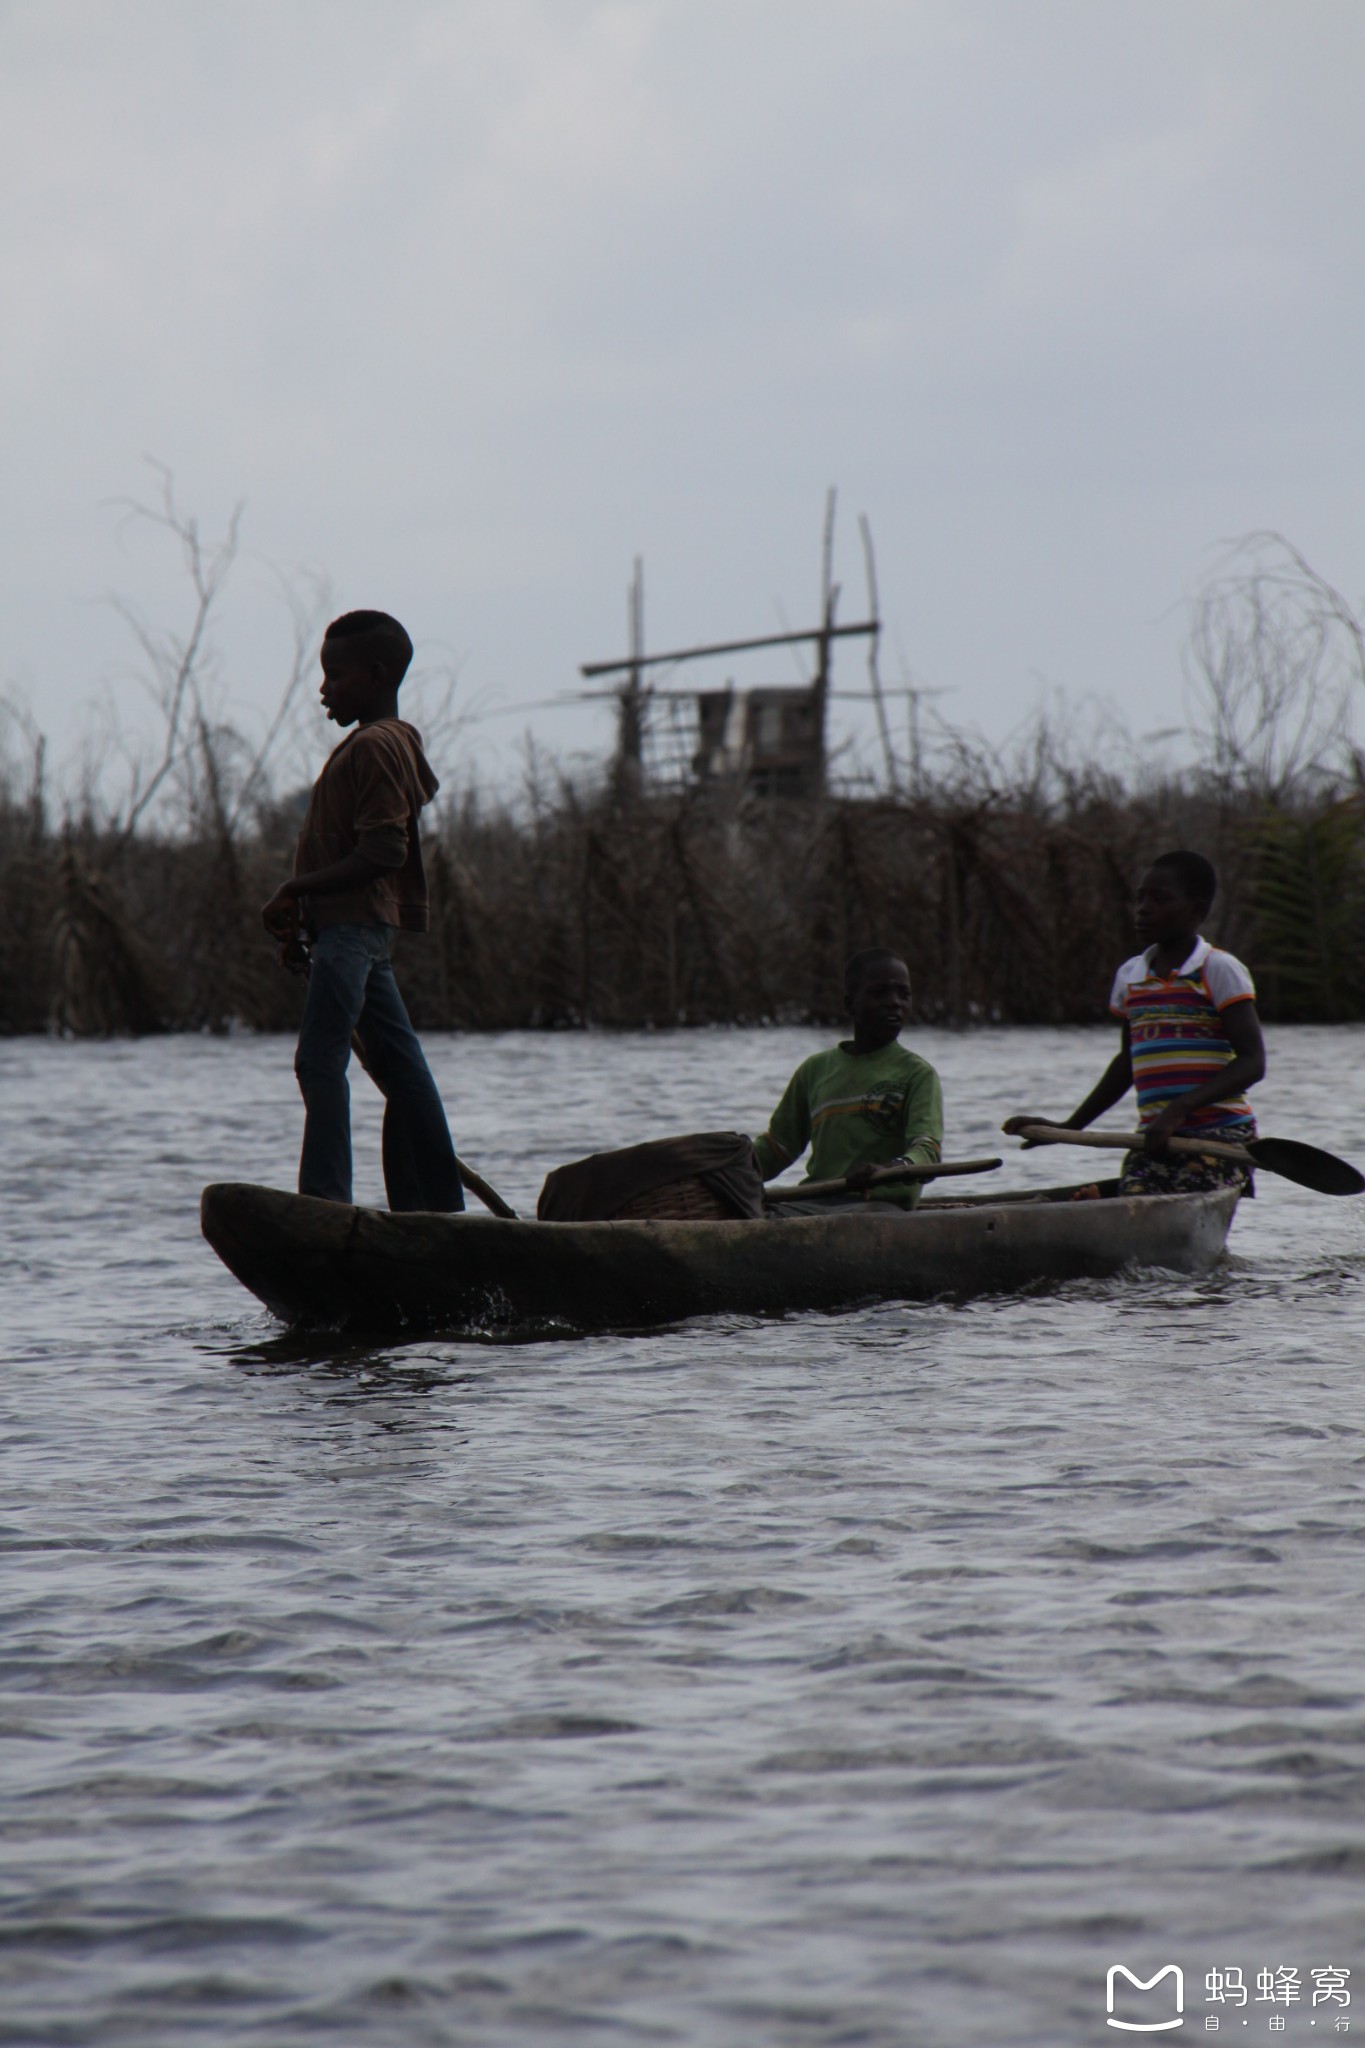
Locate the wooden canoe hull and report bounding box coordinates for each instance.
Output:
[201,1180,1241,1337]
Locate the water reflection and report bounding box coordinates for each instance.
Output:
[227,1335,463,1402]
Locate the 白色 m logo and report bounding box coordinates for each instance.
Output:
[1107,1963,1185,2031]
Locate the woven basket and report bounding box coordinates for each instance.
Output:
[611,1175,734,1222]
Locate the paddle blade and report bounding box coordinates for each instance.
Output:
[1248,1137,1365,1197]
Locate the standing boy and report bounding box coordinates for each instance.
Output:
[1006,850,1265,1194]
[753,948,943,1211]
[261,609,463,1213]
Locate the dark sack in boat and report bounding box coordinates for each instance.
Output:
[537,1131,765,1223]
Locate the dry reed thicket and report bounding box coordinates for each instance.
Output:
[7,502,1365,1038]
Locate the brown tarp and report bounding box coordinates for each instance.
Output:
[537,1131,766,1223]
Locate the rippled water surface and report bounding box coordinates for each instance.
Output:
[4,1025,1365,2046]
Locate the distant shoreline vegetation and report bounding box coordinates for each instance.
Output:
[10,761,1365,1039]
[4,490,1365,1036]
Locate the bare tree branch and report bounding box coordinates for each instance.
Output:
[106,464,242,848]
[1184,532,1362,805]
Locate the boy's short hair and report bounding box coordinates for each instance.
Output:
[323,609,414,686]
[1151,849,1217,912]
[844,947,907,999]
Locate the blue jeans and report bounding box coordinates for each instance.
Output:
[294,924,464,1212]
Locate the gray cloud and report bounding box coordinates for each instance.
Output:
[3,0,1363,797]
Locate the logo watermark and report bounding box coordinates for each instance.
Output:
[1105,1964,1351,2035]
[1108,1965,1185,2033]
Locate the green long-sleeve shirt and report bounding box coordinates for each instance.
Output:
[752,1040,944,1207]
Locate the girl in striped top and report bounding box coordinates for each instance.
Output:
[1013,851,1266,1195]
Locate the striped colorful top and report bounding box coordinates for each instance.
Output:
[1109,938,1257,1138]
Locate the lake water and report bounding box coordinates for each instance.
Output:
[3,1025,1365,2047]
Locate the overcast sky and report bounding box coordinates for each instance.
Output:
[3,0,1364,802]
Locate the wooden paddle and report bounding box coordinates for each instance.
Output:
[1003,1120,1365,1197]
[456,1159,517,1218]
[764,1156,1003,1203]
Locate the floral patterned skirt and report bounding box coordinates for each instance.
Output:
[1118,1150,1253,1198]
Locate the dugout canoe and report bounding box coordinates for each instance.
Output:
[201,1178,1241,1337]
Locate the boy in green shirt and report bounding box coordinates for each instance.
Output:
[753,949,943,1211]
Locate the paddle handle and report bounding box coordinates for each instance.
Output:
[458,1160,518,1219]
[1012,1122,1252,1166]
[765,1156,1002,1204]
